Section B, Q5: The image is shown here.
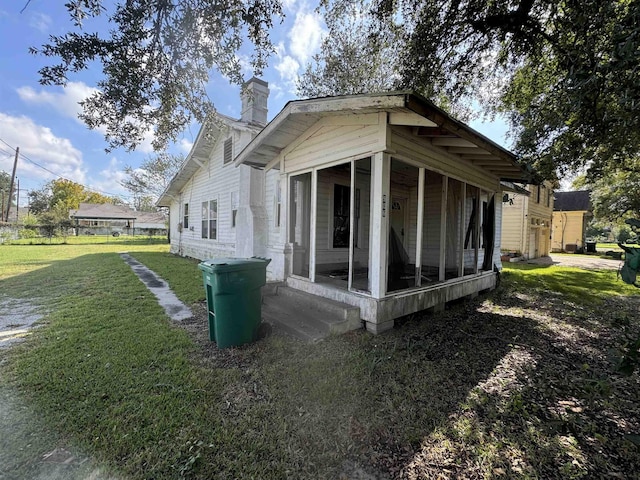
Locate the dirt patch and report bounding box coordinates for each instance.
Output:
[0,297,43,348]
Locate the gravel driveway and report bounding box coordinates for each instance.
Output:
[526,253,623,270]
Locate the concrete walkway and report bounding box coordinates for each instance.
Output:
[119,253,193,321]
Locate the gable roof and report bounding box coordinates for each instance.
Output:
[234,91,535,183]
[156,113,262,206]
[553,191,591,212]
[70,203,137,220]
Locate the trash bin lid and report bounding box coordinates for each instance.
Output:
[199,257,270,273]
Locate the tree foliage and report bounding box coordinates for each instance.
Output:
[298,2,401,98]
[32,0,283,152]
[28,178,115,215]
[121,153,184,210]
[0,170,15,219]
[576,160,640,223]
[305,0,640,182]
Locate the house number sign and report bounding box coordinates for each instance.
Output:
[382,194,387,217]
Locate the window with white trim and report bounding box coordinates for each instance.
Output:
[201,202,208,238]
[201,199,218,239]
[209,199,218,239]
[183,203,189,229]
[230,191,239,228]
[275,182,281,227]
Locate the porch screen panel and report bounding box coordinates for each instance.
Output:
[477,190,489,270]
[445,178,464,279]
[352,157,371,293]
[421,170,444,284]
[289,173,311,278]
[314,163,351,288]
[463,184,480,275]
[387,159,420,293]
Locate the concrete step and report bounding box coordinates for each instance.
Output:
[261,286,362,341]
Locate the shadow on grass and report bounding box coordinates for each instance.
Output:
[1,251,638,479]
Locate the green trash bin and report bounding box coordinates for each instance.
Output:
[198,257,271,348]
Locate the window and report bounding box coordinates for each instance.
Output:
[230,191,238,228]
[201,202,208,238]
[183,203,189,229]
[223,138,233,164]
[333,184,350,248]
[202,199,218,239]
[536,185,541,203]
[275,183,281,227]
[209,199,218,239]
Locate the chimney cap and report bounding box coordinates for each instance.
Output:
[243,76,269,88]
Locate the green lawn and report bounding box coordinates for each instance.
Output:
[1,244,639,479]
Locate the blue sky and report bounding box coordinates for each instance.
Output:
[0,1,509,207]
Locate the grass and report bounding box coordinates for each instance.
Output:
[501,263,639,303]
[4,234,168,246]
[1,245,639,478]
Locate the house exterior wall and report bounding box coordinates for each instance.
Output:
[551,211,587,251]
[501,183,553,258]
[168,126,256,260]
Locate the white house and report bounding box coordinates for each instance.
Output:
[501,181,554,259]
[158,79,535,333]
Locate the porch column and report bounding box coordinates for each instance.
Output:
[236,164,268,258]
[369,152,390,299]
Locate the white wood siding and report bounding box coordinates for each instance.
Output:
[285,121,381,174]
[169,126,256,260]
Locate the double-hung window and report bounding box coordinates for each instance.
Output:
[183,203,189,229]
[201,199,218,239]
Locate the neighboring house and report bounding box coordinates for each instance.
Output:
[551,190,592,252]
[130,211,168,236]
[501,181,554,259]
[70,203,167,236]
[158,81,535,333]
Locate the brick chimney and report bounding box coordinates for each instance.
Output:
[240,77,269,127]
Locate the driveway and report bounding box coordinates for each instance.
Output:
[526,253,623,270]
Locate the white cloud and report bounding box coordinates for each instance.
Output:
[29,12,52,33]
[0,112,86,187]
[17,81,98,120]
[17,82,157,154]
[288,10,324,65]
[178,138,194,153]
[90,157,131,200]
[275,55,300,90]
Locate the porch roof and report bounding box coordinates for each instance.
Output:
[234,92,535,183]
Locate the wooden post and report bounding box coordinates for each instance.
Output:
[370,152,390,298]
[5,146,18,222]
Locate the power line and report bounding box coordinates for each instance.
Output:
[0,137,133,201]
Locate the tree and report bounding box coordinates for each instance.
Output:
[298,2,402,97]
[305,0,640,182]
[573,160,640,223]
[28,178,115,215]
[0,170,15,219]
[27,185,52,215]
[50,179,113,211]
[121,153,184,209]
[31,0,284,152]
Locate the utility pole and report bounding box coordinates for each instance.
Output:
[5,146,18,222]
[15,178,20,223]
